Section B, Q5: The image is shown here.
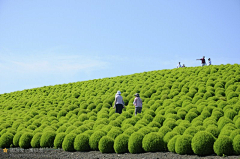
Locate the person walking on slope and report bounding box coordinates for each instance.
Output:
[196,56,206,66]
[133,93,142,115]
[114,90,124,114]
[177,62,182,68]
[208,58,211,66]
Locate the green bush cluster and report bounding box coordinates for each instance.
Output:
[0,64,240,156]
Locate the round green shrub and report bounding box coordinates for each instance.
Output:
[123,127,138,136]
[107,127,123,139]
[89,130,106,150]
[213,136,233,156]
[177,110,187,119]
[13,132,23,147]
[31,133,42,148]
[225,109,238,120]
[178,120,191,128]
[167,135,180,153]
[218,117,234,130]
[233,135,240,155]
[19,132,33,149]
[163,120,177,129]
[74,133,91,151]
[158,126,172,135]
[65,125,77,134]
[128,132,144,154]
[183,127,198,137]
[0,132,14,148]
[205,126,219,138]
[40,131,56,148]
[121,124,133,131]
[84,130,94,136]
[236,118,240,129]
[57,125,67,133]
[142,132,164,152]
[109,120,121,127]
[102,125,113,132]
[138,127,153,135]
[230,129,240,140]
[62,133,77,151]
[153,115,165,125]
[163,132,178,148]
[114,134,129,154]
[191,131,215,155]
[185,112,198,122]
[54,132,66,148]
[165,114,180,121]
[175,134,193,155]
[98,136,114,153]
[172,126,186,135]
[148,121,161,128]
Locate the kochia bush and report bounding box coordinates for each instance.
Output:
[40,131,56,148]
[54,132,66,148]
[213,136,233,156]
[175,134,193,155]
[13,132,23,147]
[89,130,106,151]
[31,133,42,148]
[98,136,114,153]
[0,132,14,148]
[128,132,144,154]
[74,134,91,151]
[114,134,129,154]
[191,131,215,155]
[142,132,164,152]
[167,135,180,153]
[19,132,33,149]
[233,135,240,155]
[62,133,77,152]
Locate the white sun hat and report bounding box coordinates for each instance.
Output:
[117,90,121,95]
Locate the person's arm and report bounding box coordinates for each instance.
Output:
[133,98,137,106]
[113,97,116,108]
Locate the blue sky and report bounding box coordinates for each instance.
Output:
[0,0,240,94]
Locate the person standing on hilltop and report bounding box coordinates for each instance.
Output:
[133,93,142,115]
[113,90,124,114]
[208,58,212,66]
[196,56,206,66]
[177,62,182,68]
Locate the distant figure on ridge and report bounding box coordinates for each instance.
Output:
[133,93,142,116]
[196,56,206,66]
[208,58,211,66]
[113,90,124,114]
[177,62,182,68]
[182,64,186,67]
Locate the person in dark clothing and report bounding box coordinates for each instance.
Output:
[196,56,206,66]
[113,90,124,114]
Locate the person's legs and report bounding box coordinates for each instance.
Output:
[118,104,123,114]
[116,104,123,114]
[135,107,142,115]
[115,104,119,113]
[137,107,142,114]
[135,107,137,115]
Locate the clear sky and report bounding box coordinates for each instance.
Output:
[0,0,240,94]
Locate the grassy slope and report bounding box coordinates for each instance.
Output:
[0,64,240,155]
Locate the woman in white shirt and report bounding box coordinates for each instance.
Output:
[208,58,212,66]
[133,93,142,115]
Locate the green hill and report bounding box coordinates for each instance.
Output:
[0,64,240,155]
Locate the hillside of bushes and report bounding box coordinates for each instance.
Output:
[0,64,240,156]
